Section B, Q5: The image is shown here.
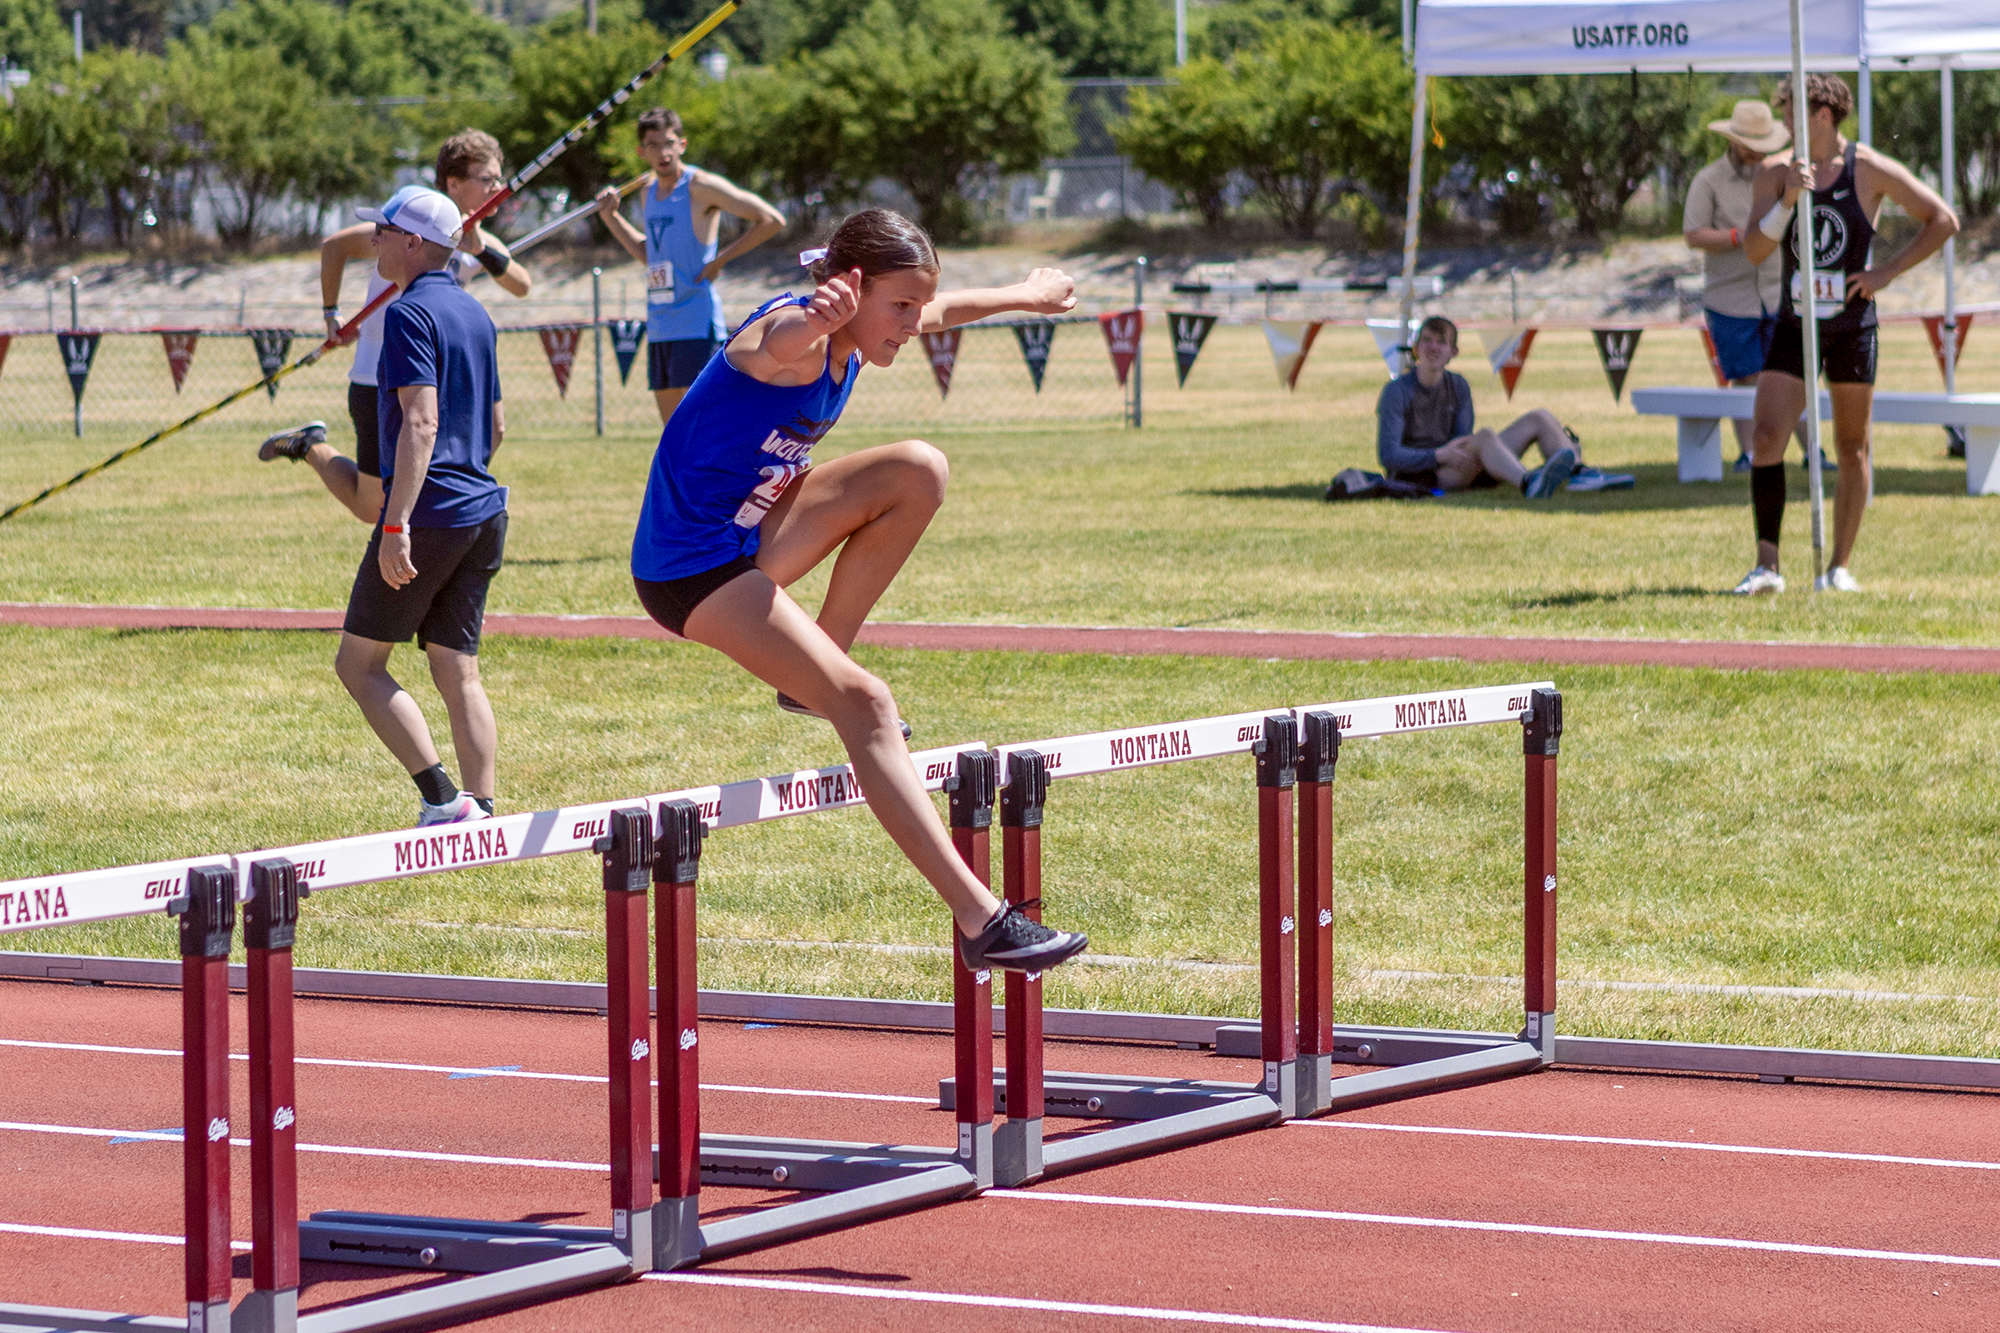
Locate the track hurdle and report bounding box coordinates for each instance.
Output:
[0,855,240,1333]
[940,683,1557,1184]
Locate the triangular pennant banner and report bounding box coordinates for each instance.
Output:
[0,334,10,381]
[248,329,291,400]
[1591,326,1642,402]
[1261,320,1323,390]
[1696,326,1729,387]
[1487,327,1538,399]
[539,326,582,398]
[1168,312,1218,387]
[1364,318,1416,377]
[161,331,199,393]
[1099,310,1143,387]
[1921,314,1974,387]
[58,332,100,406]
[920,329,961,399]
[608,319,645,386]
[1013,321,1055,392]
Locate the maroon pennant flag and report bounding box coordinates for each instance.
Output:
[0,335,9,381]
[539,326,583,398]
[1921,314,1974,386]
[1099,309,1143,387]
[161,331,199,393]
[920,329,961,399]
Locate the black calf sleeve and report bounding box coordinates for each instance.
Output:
[412,763,457,805]
[1751,464,1787,547]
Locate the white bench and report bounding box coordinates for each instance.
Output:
[1629,386,2000,494]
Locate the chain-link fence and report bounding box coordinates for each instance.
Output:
[0,313,1131,447]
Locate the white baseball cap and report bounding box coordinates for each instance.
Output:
[358,185,464,248]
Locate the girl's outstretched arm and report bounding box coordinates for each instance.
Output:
[921,267,1076,331]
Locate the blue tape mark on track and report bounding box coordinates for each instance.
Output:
[744,1023,778,1030]
[448,1064,522,1080]
[108,1126,181,1145]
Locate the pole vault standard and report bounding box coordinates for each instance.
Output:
[1789,0,1830,584]
[0,0,739,524]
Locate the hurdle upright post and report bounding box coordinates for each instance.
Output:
[1522,689,1562,1064]
[1255,714,1300,1119]
[947,749,998,1190]
[171,864,236,1333]
[240,857,301,1333]
[652,798,707,1269]
[597,807,654,1272]
[1294,712,1340,1115]
[996,749,1049,1187]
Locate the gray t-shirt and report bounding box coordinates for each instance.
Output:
[1404,375,1461,450]
[1684,153,1782,318]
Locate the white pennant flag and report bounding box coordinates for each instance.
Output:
[1364,318,1416,377]
[1260,320,1323,390]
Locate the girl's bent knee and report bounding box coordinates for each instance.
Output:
[896,440,950,500]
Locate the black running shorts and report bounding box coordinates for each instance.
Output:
[633,555,759,638]
[647,337,719,392]
[1764,319,1878,386]
[349,383,383,477]
[344,513,508,654]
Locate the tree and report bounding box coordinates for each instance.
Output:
[350,0,512,96]
[1115,60,1240,229]
[702,58,865,231]
[170,41,321,242]
[1,0,69,74]
[818,0,1071,241]
[205,0,412,101]
[1451,73,1708,238]
[84,48,187,245]
[1000,0,1170,77]
[1874,69,2000,220]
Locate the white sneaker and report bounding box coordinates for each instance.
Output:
[417,792,490,826]
[1814,566,1861,593]
[1729,566,1786,596]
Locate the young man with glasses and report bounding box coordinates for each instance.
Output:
[334,186,510,827]
[260,130,533,521]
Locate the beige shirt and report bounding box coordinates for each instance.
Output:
[1684,153,1781,318]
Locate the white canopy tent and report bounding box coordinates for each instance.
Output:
[1398,0,2000,387]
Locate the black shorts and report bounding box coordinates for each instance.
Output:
[344,513,508,654]
[647,337,719,391]
[349,383,382,477]
[634,555,759,637]
[1765,320,1877,385]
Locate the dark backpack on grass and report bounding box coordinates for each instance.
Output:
[1323,468,1433,501]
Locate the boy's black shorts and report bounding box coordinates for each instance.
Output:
[343,513,508,654]
[1764,319,1878,385]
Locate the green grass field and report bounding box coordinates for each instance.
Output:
[2,312,1997,1057]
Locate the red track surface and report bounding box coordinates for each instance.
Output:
[4,601,1997,674]
[4,978,1998,1331]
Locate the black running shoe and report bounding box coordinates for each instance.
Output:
[776,690,912,742]
[258,421,327,462]
[957,903,1088,974]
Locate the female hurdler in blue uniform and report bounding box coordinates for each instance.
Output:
[632,208,1087,973]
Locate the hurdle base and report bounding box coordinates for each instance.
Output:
[651,1133,962,1193]
[941,1069,1272,1122]
[995,1116,1043,1187]
[1217,1023,1524,1067]
[1309,1041,1547,1117]
[1523,1011,1556,1064]
[696,1163,978,1262]
[0,1303,191,1333]
[1295,1053,1333,1116]
[299,1214,615,1274]
[292,1243,628,1333]
[233,1288,296,1333]
[651,1195,700,1271]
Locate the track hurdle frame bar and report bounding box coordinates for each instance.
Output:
[0,857,238,1333]
[943,683,1557,1181]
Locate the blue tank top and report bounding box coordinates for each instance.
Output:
[643,170,726,342]
[632,296,862,581]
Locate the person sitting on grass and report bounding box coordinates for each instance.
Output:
[1376,316,1632,497]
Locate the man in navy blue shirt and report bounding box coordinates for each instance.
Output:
[333,186,509,827]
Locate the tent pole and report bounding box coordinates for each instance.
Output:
[1857,57,1870,146]
[1789,0,1827,585]
[1398,72,1428,373]
[1942,58,1957,394]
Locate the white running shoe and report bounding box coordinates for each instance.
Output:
[417,793,490,827]
[1814,566,1861,592]
[1729,566,1786,596]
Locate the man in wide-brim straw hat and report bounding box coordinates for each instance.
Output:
[1684,100,1794,473]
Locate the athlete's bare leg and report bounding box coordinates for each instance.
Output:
[426,642,496,801]
[653,387,686,424]
[681,570,1000,937]
[301,443,384,523]
[1496,407,1577,463]
[333,634,444,777]
[752,439,950,651]
[1828,382,1874,570]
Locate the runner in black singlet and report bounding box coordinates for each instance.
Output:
[1730,73,1956,596]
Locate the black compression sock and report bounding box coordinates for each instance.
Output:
[474,797,494,816]
[412,764,457,806]
[1751,464,1787,549]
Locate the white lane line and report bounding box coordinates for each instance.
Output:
[642,1272,1470,1333]
[993,1191,2000,1270]
[0,1220,250,1249]
[0,1038,926,1102]
[0,1121,603,1172]
[1296,1119,2000,1172]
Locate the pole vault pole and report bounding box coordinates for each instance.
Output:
[1396,76,1428,374]
[0,1,740,524]
[1788,0,1828,585]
